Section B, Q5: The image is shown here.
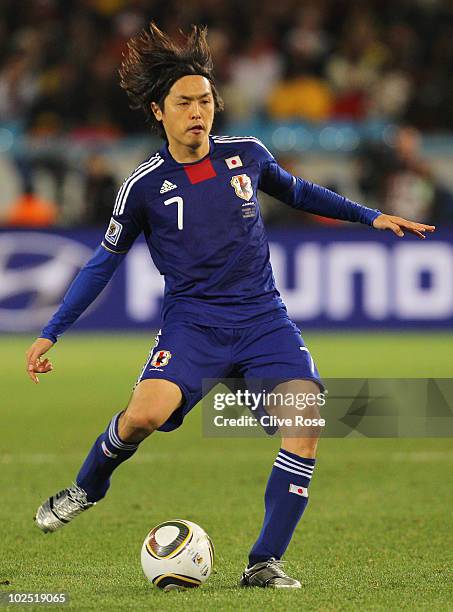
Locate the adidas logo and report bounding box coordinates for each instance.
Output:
[160,180,177,194]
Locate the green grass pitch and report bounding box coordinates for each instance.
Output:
[1,332,452,611]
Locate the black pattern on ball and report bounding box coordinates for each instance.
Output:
[145,520,192,559]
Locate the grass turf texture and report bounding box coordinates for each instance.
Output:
[1,332,452,611]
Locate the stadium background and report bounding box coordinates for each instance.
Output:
[1,1,452,610]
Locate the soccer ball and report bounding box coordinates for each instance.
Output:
[141,519,214,591]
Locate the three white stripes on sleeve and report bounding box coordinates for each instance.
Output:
[113,154,164,216]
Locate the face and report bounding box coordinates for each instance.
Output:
[151,75,214,150]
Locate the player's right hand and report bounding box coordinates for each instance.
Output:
[25,338,54,384]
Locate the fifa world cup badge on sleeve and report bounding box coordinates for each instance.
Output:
[105,218,123,246]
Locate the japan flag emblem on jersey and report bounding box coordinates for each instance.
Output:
[225,155,243,169]
[230,174,253,201]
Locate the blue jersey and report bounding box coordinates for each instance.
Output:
[41,135,381,341]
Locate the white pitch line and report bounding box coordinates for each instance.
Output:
[391,451,453,462]
[0,453,172,464]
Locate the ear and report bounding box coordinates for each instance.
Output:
[150,102,163,121]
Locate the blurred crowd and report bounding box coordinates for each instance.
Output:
[2,0,453,132]
[1,0,453,227]
[266,126,453,228]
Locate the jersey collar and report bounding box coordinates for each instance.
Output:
[159,136,215,167]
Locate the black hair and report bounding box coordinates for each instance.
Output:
[119,22,224,137]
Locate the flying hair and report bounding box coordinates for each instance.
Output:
[119,22,224,137]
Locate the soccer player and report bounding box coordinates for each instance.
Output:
[26,23,435,588]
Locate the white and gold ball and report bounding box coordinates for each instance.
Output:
[141,519,214,591]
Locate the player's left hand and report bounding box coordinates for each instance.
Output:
[372,214,435,239]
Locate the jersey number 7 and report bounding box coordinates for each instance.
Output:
[164,196,184,230]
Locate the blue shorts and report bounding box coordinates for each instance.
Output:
[137,316,322,432]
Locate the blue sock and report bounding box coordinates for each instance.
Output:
[76,412,139,502]
[248,448,316,566]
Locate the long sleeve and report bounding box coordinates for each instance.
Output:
[40,245,125,342]
[259,159,382,226]
[41,172,146,342]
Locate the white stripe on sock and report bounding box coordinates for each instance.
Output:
[277,451,314,473]
[275,455,314,477]
[108,414,138,451]
[108,425,136,451]
[273,461,312,479]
